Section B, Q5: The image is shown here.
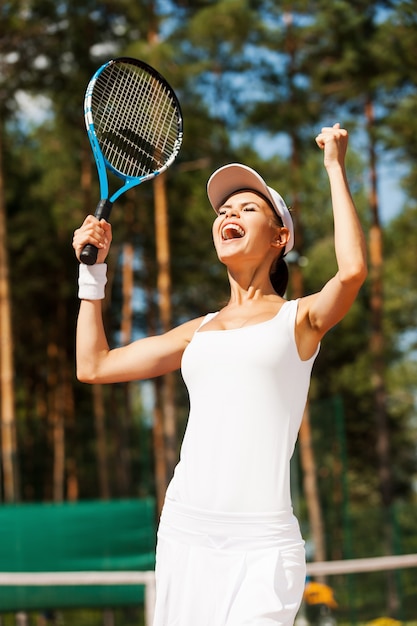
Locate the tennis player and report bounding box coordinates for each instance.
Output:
[73,123,367,625]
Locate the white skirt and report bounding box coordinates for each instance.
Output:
[153,498,306,626]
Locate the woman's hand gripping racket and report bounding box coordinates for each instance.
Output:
[80,57,183,265]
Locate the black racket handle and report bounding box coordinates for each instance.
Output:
[80,199,113,266]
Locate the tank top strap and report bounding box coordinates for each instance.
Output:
[197,312,218,331]
[268,299,298,334]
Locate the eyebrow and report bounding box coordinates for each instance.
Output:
[219,199,263,210]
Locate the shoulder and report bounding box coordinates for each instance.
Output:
[166,315,208,346]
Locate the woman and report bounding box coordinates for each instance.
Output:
[73,123,367,625]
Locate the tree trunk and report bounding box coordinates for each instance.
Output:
[154,174,177,485]
[141,232,167,514]
[365,97,398,616]
[111,240,135,496]
[288,127,326,569]
[292,264,327,571]
[47,343,64,502]
[63,343,78,502]
[80,139,111,500]
[0,121,19,503]
[47,312,66,503]
[366,98,392,509]
[281,17,326,567]
[153,378,169,515]
[92,384,110,499]
[121,241,134,347]
[299,406,326,559]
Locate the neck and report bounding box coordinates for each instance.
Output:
[226,271,277,304]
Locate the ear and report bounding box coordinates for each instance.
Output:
[271,227,290,251]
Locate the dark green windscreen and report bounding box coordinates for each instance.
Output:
[0,498,156,610]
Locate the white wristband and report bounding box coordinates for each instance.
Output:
[78,263,108,300]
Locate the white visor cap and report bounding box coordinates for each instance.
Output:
[207,163,294,255]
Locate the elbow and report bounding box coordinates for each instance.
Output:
[76,349,109,384]
[76,371,93,385]
[340,260,368,288]
[76,364,99,385]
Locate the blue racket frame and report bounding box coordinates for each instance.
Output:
[81,57,183,264]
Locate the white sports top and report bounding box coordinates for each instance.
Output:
[166,299,319,513]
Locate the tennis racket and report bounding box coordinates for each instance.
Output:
[80,57,183,265]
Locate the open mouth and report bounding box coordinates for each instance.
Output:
[221,223,245,240]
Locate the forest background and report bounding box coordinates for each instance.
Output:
[1,0,417,621]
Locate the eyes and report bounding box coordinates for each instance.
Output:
[218,205,257,216]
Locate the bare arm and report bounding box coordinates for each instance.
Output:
[73,215,202,384]
[76,301,201,383]
[296,124,368,359]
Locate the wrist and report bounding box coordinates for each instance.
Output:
[325,161,345,174]
[78,263,107,300]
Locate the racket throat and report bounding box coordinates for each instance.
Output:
[95,198,113,221]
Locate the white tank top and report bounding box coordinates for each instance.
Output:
[166,299,319,513]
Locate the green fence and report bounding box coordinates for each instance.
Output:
[0,498,156,611]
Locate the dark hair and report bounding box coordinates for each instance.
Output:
[266,199,289,297]
[270,254,289,297]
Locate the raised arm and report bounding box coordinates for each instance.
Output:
[296,124,368,358]
[73,216,200,384]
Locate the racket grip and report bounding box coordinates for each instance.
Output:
[80,199,113,266]
[94,198,113,221]
[80,243,99,265]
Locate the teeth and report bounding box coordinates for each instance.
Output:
[222,224,245,240]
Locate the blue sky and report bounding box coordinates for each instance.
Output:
[378,152,407,224]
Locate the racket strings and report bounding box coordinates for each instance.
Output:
[91,62,181,178]
[130,72,180,166]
